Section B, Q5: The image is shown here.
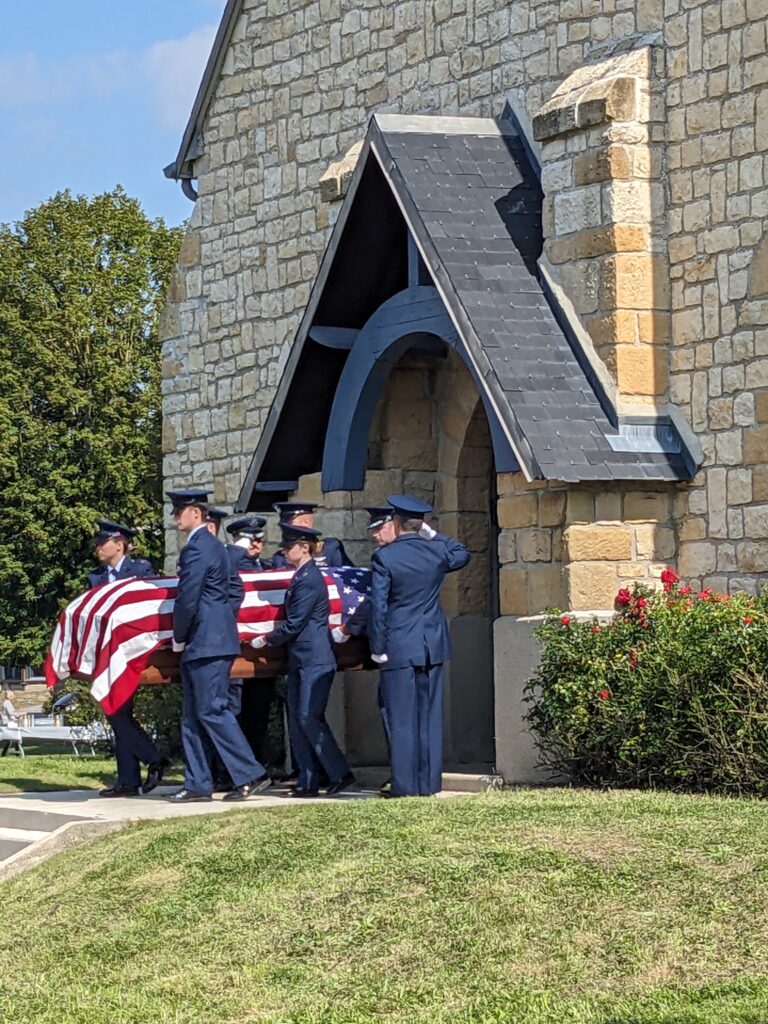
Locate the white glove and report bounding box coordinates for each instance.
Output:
[171,640,185,653]
[371,653,388,664]
[331,626,350,644]
[418,522,437,540]
[250,635,267,649]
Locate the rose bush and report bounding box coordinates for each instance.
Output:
[523,572,768,795]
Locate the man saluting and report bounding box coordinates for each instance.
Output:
[369,495,470,799]
[167,488,271,802]
[88,520,168,797]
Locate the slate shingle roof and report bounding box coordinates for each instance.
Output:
[373,116,694,483]
[239,112,696,508]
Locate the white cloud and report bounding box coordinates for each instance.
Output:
[142,23,219,131]
[0,50,131,108]
[0,17,220,135]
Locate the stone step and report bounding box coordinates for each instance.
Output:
[0,805,88,833]
[0,827,49,843]
[0,838,29,861]
[353,765,503,793]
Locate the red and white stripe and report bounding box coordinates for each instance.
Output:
[45,571,342,715]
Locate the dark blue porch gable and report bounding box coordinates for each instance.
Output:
[321,286,519,492]
[237,113,696,513]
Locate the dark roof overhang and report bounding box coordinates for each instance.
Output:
[236,112,699,511]
[163,0,244,184]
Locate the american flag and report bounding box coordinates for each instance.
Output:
[45,566,371,716]
[327,565,372,626]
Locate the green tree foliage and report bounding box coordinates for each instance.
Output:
[0,188,182,664]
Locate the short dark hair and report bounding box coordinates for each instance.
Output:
[395,515,423,532]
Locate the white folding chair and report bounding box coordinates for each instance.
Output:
[0,720,24,757]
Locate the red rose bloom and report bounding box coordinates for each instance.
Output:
[560,615,571,626]
[616,588,631,606]
[636,596,647,609]
[743,616,753,625]
[599,689,610,700]
[679,584,692,595]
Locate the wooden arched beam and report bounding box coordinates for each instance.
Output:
[321,286,519,491]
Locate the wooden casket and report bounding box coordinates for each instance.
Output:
[136,636,373,685]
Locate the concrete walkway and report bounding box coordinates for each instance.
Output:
[0,768,497,880]
[0,784,380,879]
[1,783,376,823]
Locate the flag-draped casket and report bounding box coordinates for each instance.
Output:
[45,567,372,714]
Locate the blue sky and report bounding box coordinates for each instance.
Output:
[0,0,227,227]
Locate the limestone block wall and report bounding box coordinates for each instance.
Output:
[534,34,670,405]
[497,472,677,613]
[160,0,669,571]
[665,0,768,593]
[160,0,768,604]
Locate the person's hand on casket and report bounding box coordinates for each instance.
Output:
[250,635,267,650]
[172,640,185,653]
[331,625,350,644]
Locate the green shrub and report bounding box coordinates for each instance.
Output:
[523,570,768,795]
[45,680,183,757]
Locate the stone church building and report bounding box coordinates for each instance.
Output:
[161,0,768,781]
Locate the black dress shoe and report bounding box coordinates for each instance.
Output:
[378,789,402,799]
[379,777,393,795]
[99,785,140,798]
[167,788,212,803]
[326,772,356,795]
[143,757,171,794]
[222,774,273,801]
[288,787,319,798]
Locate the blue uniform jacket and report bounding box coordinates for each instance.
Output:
[173,528,241,663]
[369,533,471,669]
[226,545,273,572]
[265,559,335,671]
[87,557,154,589]
[270,536,352,570]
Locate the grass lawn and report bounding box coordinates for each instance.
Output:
[0,750,183,793]
[2,788,768,1023]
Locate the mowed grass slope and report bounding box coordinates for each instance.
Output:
[2,789,768,1024]
[0,752,184,793]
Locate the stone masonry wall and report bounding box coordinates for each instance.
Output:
[160,0,668,570]
[161,0,768,605]
[497,473,677,613]
[665,0,768,593]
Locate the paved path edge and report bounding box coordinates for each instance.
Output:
[0,819,125,883]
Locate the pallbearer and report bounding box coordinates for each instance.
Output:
[88,519,154,588]
[270,502,352,568]
[251,522,354,797]
[222,514,276,777]
[167,488,271,802]
[369,495,470,798]
[332,505,396,780]
[225,516,272,571]
[88,520,168,797]
[204,506,229,538]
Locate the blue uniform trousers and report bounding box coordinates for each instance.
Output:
[286,667,349,791]
[106,698,161,788]
[380,663,444,797]
[210,679,244,789]
[377,685,391,753]
[181,657,264,794]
